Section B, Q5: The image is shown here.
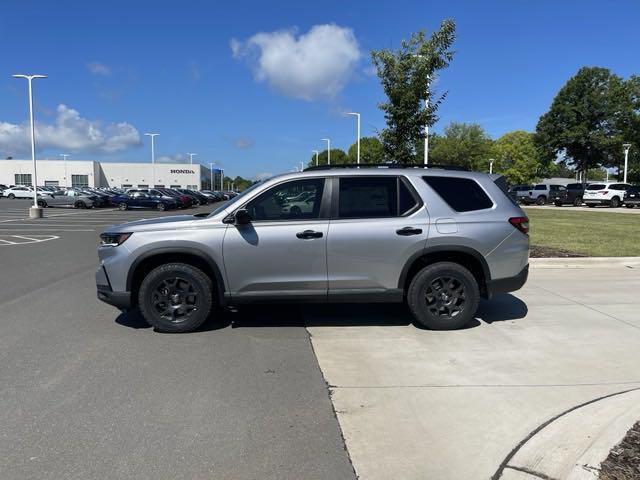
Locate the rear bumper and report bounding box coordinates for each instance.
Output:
[486,264,529,297]
[584,199,610,205]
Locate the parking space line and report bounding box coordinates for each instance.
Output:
[12,235,41,242]
[0,238,17,244]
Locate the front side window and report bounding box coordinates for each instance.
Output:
[245,178,325,221]
[423,176,493,212]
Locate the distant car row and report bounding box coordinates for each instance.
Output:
[0,185,238,210]
[508,182,640,208]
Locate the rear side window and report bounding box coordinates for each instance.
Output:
[339,177,397,218]
[423,176,493,212]
[586,184,606,190]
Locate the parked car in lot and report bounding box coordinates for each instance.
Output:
[508,185,533,203]
[0,184,8,197]
[623,186,640,208]
[36,190,96,209]
[3,186,38,199]
[522,184,566,205]
[116,191,178,211]
[96,165,529,333]
[156,189,193,209]
[176,188,209,205]
[551,183,586,206]
[582,182,631,208]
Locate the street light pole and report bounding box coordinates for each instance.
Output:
[209,163,215,190]
[322,138,331,165]
[13,74,47,215]
[60,154,69,188]
[221,169,224,191]
[412,55,430,165]
[312,150,319,166]
[623,143,632,184]
[347,113,361,164]
[144,133,159,164]
[489,159,494,174]
[188,153,197,165]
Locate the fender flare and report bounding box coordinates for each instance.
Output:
[126,247,226,304]
[397,245,491,289]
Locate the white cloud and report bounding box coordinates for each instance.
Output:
[156,154,189,163]
[87,61,111,76]
[234,137,254,149]
[231,24,361,101]
[0,104,141,155]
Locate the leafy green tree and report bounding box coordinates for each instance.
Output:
[347,137,384,164]
[307,148,348,167]
[491,131,541,184]
[535,67,640,178]
[429,122,493,170]
[371,20,456,162]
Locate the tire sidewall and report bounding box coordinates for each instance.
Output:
[138,263,214,333]
[407,262,480,330]
[119,203,128,211]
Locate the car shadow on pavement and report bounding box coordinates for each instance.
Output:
[115,294,527,332]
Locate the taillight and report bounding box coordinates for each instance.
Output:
[509,217,529,235]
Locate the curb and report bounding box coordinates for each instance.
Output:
[530,257,640,268]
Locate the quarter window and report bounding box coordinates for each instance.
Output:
[423,176,493,212]
[246,178,325,221]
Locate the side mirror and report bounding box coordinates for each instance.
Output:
[234,209,252,225]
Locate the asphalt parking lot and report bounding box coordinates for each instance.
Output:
[0,199,355,480]
[1,199,639,480]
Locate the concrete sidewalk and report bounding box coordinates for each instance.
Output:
[307,265,640,479]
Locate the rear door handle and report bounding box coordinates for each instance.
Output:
[296,230,323,239]
[396,227,423,236]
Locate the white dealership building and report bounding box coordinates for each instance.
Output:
[0,159,221,190]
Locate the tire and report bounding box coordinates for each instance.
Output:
[407,262,480,330]
[536,195,547,206]
[156,202,166,211]
[74,201,87,209]
[573,197,582,207]
[290,205,302,216]
[37,199,47,207]
[587,204,595,208]
[554,201,562,207]
[118,202,128,211]
[626,204,635,209]
[8,194,15,199]
[138,263,214,333]
[610,197,620,208]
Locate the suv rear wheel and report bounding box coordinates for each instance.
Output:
[407,262,479,330]
[536,195,547,205]
[138,263,214,332]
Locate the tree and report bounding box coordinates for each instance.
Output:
[535,67,640,179]
[347,136,384,164]
[429,122,493,170]
[491,131,541,184]
[307,148,348,167]
[371,20,456,162]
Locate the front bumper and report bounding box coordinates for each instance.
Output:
[96,265,132,311]
[486,264,529,297]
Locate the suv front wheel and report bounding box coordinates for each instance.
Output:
[138,263,214,332]
[407,262,480,330]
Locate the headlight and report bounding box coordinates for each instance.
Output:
[100,232,132,246]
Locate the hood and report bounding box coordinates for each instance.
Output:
[106,214,204,233]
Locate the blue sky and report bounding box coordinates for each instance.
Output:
[1,0,639,179]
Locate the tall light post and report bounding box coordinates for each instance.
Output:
[60,154,69,188]
[489,159,494,174]
[312,150,319,166]
[188,153,197,165]
[347,112,361,164]
[144,133,159,164]
[299,161,304,172]
[14,74,47,216]
[220,169,224,191]
[322,138,331,165]
[208,163,215,190]
[413,55,430,165]
[623,143,632,184]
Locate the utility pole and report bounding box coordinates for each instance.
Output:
[623,143,632,184]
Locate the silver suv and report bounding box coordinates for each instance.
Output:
[96,166,530,332]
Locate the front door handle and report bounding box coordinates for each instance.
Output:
[396,226,423,236]
[296,230,323,239]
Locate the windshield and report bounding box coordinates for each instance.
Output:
[208,181,264,217]
[586,184,606,190]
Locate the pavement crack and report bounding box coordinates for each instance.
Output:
[504,465,558,479]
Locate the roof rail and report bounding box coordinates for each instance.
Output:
[303,163,469,172]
